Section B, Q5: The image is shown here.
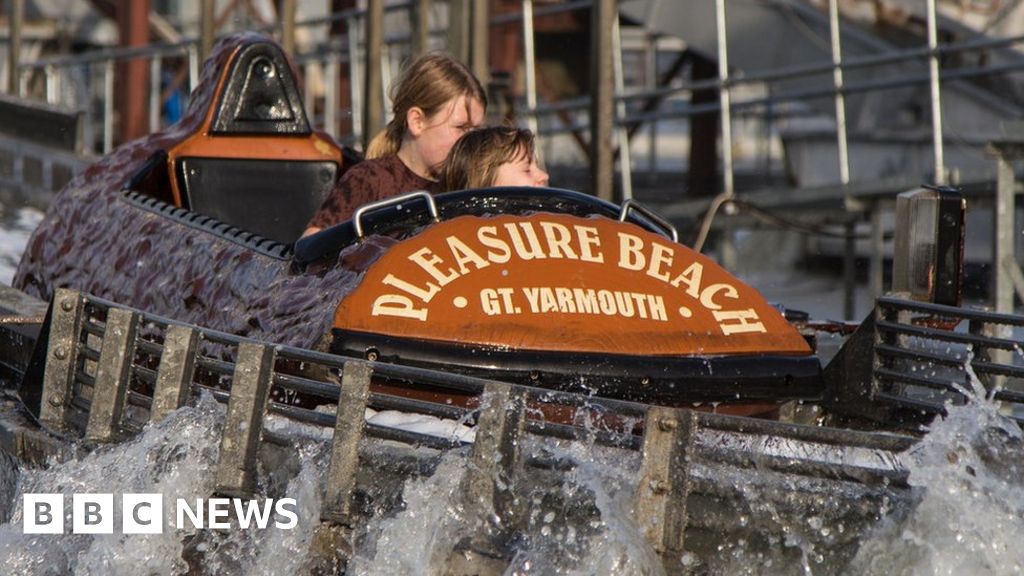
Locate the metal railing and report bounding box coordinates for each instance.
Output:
[873,296,1024,420]
[6,1,1024,321]
[8,1,1023,185]
[23,286,917,571]
[826,295,1024,427]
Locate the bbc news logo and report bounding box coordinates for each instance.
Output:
[23,494,298,534]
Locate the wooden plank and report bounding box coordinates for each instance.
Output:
[150,324,199,422]
[215,342,275,498]
[635,406,697,572]
[85,307,140,442]
[321,361,373,524]
[38,289,83,430]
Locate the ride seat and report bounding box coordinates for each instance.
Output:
[165,40,344,244]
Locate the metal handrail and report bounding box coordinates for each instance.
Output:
[9,0,1024,254]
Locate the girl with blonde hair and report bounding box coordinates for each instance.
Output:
[305,52,486,235]
[439,126,549,191]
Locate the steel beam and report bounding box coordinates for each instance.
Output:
[411,0,431,57]
[281,0,297,57]
[116,0,150,143]
[200,0,216,62]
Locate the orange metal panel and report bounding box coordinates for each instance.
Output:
[164,43,343,207]
[333,213,811,357]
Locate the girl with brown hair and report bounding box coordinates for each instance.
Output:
[304,52,486,235]
[439,126,549,191]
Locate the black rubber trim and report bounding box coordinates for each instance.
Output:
[330,328,824,404]
[121,189,293,260]
[293,186,673,267]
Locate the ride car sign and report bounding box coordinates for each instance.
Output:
[333,213,811,357]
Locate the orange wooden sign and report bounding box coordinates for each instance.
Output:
[332,214,812,357]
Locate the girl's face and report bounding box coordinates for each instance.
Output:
[492,148,550,187]
[409,94,485,177]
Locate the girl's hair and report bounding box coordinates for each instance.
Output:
[439,126,537,191]
[365,52,487,159]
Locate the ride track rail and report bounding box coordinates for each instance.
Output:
[15,287,925,572]
[826,296,1024,428]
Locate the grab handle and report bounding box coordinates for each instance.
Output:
[618,199,678,243]
[352,190,439,239]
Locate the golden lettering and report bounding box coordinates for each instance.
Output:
[539,222,579,260]
[700,283,739,310]
[446,235,490,274]
[576,226,604,263]
[504,222,547,260]
[646,242,674,282]
[371,294,428,321]
[555,287,577,313]
[712,309,767,335]
[617,233,645,271]
[669,262,703,299]
[381,273,439,303]
[574,288,598,314]
[477,226,512,263]
[408,248,458,286]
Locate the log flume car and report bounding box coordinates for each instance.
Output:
[4,33,1024,575]
[12,32,821,415]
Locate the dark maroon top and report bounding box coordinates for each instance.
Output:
[306,154,435,230]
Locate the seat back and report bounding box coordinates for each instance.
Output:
[166,39,343,243]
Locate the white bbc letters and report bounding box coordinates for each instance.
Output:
[123,494,163,534]
[73,494,114,534]
[23,493,63,534]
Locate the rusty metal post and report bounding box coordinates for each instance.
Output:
[150,325,199,422]
[590,0,615,201]
[8,0,24,96]
[321,361,373,524]
[363,0,385,151]
[635,406,697,571]
[200,0,216,62]
[85,307,140,442]
[215,342,275,498]
[39,289,84,430]
[117,0,150,143]
[281,0,297,57]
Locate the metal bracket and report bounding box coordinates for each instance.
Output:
[619,198,679,243]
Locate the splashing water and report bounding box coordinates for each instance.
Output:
[0,375,1022,575]
[849,361,1024,576]
[0,394,324,576]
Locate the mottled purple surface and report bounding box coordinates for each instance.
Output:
[13,34,372,351]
